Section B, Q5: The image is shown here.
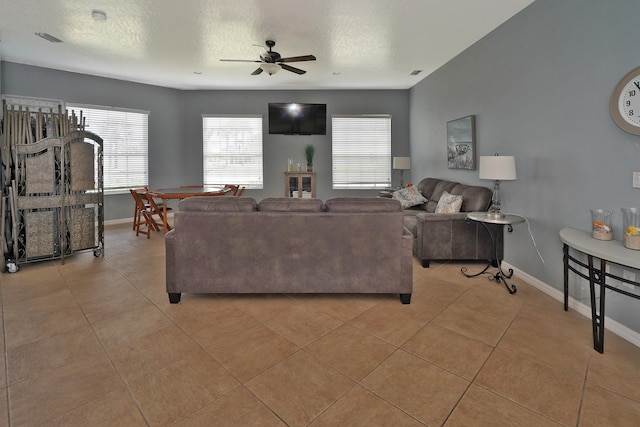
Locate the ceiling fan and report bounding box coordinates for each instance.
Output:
[220,40,316,76]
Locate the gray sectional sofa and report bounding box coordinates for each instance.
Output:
[165,196,413,304]
[401,178,503,267]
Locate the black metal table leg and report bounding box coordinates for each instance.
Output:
[588,255,607,353]
[461,261,493,278]
[461,221,517,294]
[563,244,569,311]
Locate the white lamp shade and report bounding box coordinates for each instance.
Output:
[479,155,516,180]
[393,156,411,170]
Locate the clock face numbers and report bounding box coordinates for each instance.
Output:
[619,79,640,126]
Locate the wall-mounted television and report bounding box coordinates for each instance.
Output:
[268,103,327,135]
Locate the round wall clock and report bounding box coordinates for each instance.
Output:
[610,65,640,136]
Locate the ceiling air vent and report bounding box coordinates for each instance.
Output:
[35,33,63,43]
[410,70,422,76]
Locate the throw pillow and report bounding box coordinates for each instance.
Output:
[435,191,463,213]
[392,186,427,209]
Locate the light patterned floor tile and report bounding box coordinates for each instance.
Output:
[0,224,639,426]
[361,350,469,426]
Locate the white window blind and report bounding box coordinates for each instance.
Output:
[67,104,149,192]
[332,115,392,189]
[202,115,263,188]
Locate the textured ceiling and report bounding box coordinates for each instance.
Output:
[0,0,534,90]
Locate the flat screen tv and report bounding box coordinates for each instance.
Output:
[268,103,327,135]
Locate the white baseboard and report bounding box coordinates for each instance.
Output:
[503,261,640,348]
[104,218,132,226]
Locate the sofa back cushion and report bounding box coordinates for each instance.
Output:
[450,184,492,212]
[258,197,324,212]
[416,178,492,213]
[325,197,401,213]
[179,196,257,212]
[416,178,442,200]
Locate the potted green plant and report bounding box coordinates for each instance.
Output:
[305,144,315,172]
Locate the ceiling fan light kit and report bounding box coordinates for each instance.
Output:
[221,40,316,76]
[260,63,280,75]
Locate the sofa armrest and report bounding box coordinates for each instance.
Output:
[412,210,503,267]
[413,212,480,263]
[415,212,468,223]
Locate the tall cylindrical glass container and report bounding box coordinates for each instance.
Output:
[622,207,640,250]
[591,209,613,240]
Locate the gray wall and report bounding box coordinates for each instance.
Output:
[410,0,640,334]
[0,63,183,220]
[1,63,409,217]
[181,90,409,200]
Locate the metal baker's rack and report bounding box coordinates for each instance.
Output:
[1,100,104,272]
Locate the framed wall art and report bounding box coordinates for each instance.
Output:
[447,115,476,170]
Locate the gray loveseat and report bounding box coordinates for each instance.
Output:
[402,178,503,267]
[165,196,413,304]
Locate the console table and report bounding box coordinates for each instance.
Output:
[560,227,640,353]
[463,212,525,294]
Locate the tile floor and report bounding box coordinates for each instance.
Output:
[1,222,639,426]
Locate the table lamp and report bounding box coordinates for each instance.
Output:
[393,156,411,188]
[479,154,516,218]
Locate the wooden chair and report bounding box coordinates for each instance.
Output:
[131,186,150,231]
[223,184,246,196]
[222,184,239,195]
[130,189,157,238]
[140,191,173,232]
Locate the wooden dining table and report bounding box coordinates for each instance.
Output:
[148,186,230,233]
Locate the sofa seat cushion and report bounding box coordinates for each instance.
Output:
[403,216,417,236]
[392,186,427,209]
[401,208,424,217]
[258,197,324,212]
[325,197,402,212]
[179,196,257,212]
[403,204,427,213]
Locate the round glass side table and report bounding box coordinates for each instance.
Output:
[462,211,525,294]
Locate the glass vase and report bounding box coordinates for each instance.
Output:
[590,209,613,241]
[622,207,640,250]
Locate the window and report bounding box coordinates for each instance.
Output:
[332,115,392,189]
[202,115,263,188]
[67,104,149,192]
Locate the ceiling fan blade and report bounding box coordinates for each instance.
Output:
[220,59,262,63]
[251,67,264,75]
[280,64,306,75]
[278,55,316,63]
